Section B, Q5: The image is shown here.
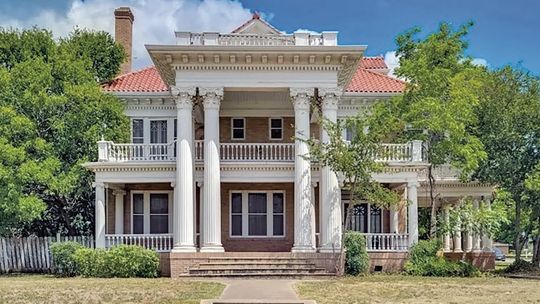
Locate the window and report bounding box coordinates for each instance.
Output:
[150,120,168,144]
[150,194,169,233]
[132,193,144,234]
[344,202,382,233]
[132,119,144,143]
[231,118,245,140]
[230,191,285,237]
[269,118,283,140]
[131,191,171,234]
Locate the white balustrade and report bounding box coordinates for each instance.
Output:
[99,140,423,163]
[105,234,173,252]
[99,141,176,162]
[361,233,409,252]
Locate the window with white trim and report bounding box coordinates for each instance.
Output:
[131,191,172,234]
[132,119,144,143]
[269,118,283,140]
[231,118,245,140]
[230,191,285,237]
[343,202,382,233]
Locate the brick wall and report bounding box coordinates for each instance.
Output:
[220,182,297,252]
[114,7,134,75]
[219,117,320,143]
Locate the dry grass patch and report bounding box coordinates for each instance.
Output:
[0,275,224,304]
[296,275,540,304]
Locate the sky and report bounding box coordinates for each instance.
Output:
[0,0,539,74]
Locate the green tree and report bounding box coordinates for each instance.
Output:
[474,67,540,261]
[304,113,401,273]
[0,27,129,236]
[371,22,487,237]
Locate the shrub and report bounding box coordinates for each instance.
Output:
[505,259,535,274]
[73,245,159,278]
[344,231,369,275]
[404,239,478,277]
[73,247,109,277]
[50,241,84,277]
[106,245,160,278]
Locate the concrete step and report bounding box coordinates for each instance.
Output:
[196,262,319,270]
[205,258,314,264]
[183,272,335,278]
[190,267,328,275]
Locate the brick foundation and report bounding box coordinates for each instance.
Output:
[368,252,408,272]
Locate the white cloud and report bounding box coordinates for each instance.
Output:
[384,51,400,77]
[0,0,253,69]
[471,57,488,67]
[293,28,321,35]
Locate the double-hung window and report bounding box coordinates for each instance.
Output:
[231,118,245,140]
[269,118,283,140]
[132,119,144,143]
[132,191,172,234]
[230,191,285,237]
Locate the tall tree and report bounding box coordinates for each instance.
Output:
[474,66,540,261]
[0,28,129,236]
[371,22,487,237]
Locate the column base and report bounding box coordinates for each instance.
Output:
[291,245,316,253]
[453,249,463,253]
[200,245,225,253]
[171,245,197,253]
[319,246,342,253]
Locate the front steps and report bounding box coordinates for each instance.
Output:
[187,256,333,277]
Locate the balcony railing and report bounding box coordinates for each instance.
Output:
[194,141,295,162]
[98,140,424,163]
[176,32,333,47]
[361,233,409,252]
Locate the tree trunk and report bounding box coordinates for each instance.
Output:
[532,216,540,268]
[514,202,522,261]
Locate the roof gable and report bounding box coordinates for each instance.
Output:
[231,13,281,35]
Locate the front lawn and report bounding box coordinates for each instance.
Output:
[296,275,540,304]
[0,275,224,304]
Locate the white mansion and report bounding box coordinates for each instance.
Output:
[86,8,495,276]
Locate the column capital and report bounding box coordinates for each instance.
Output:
[112,189,126,196]
[200,87,223,110]
[290,87,314,111]
[92,182,105,189]
[196,181,204,188]
[170,182,176,188]
[171,87,196,109]
[407,180,420,188]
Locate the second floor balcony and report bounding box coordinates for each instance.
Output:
[97,140,425,164]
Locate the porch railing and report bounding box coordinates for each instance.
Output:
[98,140,423,163]
[361,233,409,252]
[105,234,173,252]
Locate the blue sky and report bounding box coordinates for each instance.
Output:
[0,0,539,73]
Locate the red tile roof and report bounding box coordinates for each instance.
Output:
[102,57,405,94]
[360,56,388,70]
[102,66,168,93]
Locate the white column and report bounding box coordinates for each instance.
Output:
[319,89,342,253]
[390,209,399,233]
[200,88,224,252]
[482,198,494,251]
[443,205,451,252]
[172,88,196,253]
[453,206,463,252]
[290,88,316,253]
[407,181,419,247]
[472,200,481,251]
[94,182,106,248]
[113,190,125,234]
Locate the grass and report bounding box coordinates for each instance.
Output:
[0,274,224,304]
[296,275,540,304]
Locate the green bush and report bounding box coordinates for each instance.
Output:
[72,247,108,277]
[344,231,370,275]
[106,245,160,278]
[404,239,478,277]
[50,241,84,277]
[73,245,159,278]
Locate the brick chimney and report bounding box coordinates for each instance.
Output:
[114,7,134,75]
